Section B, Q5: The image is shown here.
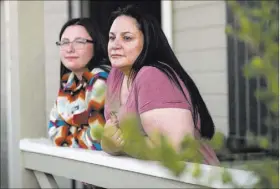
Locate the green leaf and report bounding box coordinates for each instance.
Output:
[243,64,258,78]
[246,131,259,148]
[251,56,264,69]
[180,134,198,150]
[271,174,279,188]
[179,148,203,163]
[254,88,274,102]
[225,26,234,35]
[208,132,225,150]
[192,163,202,178]
[101,134,124,154]
[240,15,251,34]
[258,136,270,149]
[156,134,186,176]
[179,135,204,163]
[269,101,279,114]
[269,78,279,97]
[245,160,279,188]
[91,124,104,141]
[221,169,232,184]
[249,8,263,18]
[120,115,151,160]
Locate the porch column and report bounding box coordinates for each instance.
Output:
[3,1,46,188]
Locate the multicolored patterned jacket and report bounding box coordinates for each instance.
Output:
[48,67,108,150]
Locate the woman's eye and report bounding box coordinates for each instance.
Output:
[123,36,132,41]
[61,41,69,45]
[76,40,85,44]
[109,36,115,40]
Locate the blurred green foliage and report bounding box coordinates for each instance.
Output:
[226,1,279,116]
[225,1,279,188]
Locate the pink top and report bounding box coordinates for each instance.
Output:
[105,66,220,165]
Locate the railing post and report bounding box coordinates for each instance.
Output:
[3,1,47,188]
[34,171,59,188]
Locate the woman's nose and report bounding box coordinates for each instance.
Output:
[111,38,122,50]
[112,44,121,50]
[66,43,75,53]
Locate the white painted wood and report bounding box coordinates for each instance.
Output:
[172,1,228,137]
[71,0,81,18]
[20,138,258,188]
[174,26,227,53]
[1,1,8,188]
[43,0,68,132]
[4,1,22,187]
[161,0,173,47]
[23,151,201,188]
[34,171,59,189]
[173,2,226,31]
[177,48,227,72]
[173,1,217,10]
[3,1,47,188]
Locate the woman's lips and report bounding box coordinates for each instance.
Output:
[111,55,123,58]
[65,57,79,61]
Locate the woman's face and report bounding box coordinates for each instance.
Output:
[59,25,94,73]
[108,15,144,71]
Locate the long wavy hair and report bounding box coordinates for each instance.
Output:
[58,18,110,82]
[108,5,215,139]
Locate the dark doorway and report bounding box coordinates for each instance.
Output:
[89,1,161,39]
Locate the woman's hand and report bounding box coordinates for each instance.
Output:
[101,112,124,155]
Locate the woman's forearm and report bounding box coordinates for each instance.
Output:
[121,136,159,160]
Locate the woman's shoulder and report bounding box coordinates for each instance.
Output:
[138,66,161,75]
[135,66,171,84]
[96,64,111,73]
[85,66,109,82]
[91,66,109,75]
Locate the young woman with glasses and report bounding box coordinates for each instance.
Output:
[48,18,110,152]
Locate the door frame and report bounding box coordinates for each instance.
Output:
[77,0,173,47]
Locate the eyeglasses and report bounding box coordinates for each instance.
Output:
[56,38,94,50]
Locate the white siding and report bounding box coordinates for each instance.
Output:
[43,2,75,188]
[44,1,68,125]
[172,1,229,136]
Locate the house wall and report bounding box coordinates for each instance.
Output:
[172,1,229,136]
[43,1,78,188]
[44,1,68,126]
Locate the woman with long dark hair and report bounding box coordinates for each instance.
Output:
[102,5,219,165]
[48,18,110,151]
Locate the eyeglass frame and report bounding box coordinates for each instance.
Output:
[55,38,95,50]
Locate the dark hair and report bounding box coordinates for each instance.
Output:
[109,5,215,139]
[58,18,110,81]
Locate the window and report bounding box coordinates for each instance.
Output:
[225,0,278,161]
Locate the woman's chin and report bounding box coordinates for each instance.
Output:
[111,64,132,74]
[65,65,84,72]
[64,63,81,71]
[111,64,122,68]
[111,61,128,68]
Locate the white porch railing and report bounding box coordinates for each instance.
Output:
[19,138,258,188]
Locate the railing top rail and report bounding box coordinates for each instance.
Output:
[20,138,258,188]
